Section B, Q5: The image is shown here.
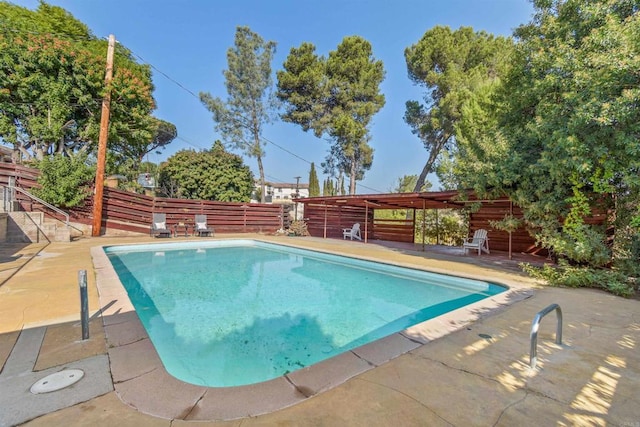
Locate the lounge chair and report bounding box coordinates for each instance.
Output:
[343,223,362,241]
[194,214,214,237]
[150,213,171,238]
[463,229,490,255]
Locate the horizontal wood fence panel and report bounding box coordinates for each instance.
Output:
[1,163,601,250]
[304,204,375,239]
[469,204,534,253]
[372,220,415,243]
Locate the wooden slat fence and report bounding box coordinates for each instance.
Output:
[78,188,285,234]
[1,163,285,235]
[372,218,414,243]
[303,203,375,240]
[468,203,535,253]
[0,163,39,189]
[1,162,605,250]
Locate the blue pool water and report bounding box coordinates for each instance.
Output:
[104,240,505,387]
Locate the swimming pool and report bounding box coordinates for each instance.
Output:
[104,239,506,387]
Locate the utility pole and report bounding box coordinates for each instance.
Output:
[92,34,115,237]
[294,176,301,220]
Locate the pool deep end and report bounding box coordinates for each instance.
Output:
[104,240,506,387]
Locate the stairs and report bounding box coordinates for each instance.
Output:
[4,211,71,243]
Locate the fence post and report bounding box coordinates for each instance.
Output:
[78,270,89,340]
[243,204,247,233]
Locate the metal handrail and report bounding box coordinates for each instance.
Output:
[2,184,69,226]
[530,303,563,369]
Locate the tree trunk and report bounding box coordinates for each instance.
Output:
[413,136,448,192]
[349,155,357,195]
[414,160,432,193]
[257,154,266,203]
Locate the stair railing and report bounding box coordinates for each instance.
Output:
[2,184,69,226]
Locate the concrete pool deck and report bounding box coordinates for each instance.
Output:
[0,235,638,426]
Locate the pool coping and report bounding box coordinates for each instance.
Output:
[90,239,534,421]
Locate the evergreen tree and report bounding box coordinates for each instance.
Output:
[325,178,335,196]
[200,26,276,203]
[308,162,320,197]
[277,36,385,194]
[404,26,513,192]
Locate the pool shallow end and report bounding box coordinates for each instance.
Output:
[91,241,533,421]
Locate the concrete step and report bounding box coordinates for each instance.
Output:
[4,212,70,242]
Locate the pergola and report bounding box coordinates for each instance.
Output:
[296,190,519,257]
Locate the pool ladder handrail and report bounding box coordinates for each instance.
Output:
[529,303,563,369]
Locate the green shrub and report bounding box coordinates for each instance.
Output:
[32,154,95,208]
[521,261,635,298]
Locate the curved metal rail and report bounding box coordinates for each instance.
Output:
[530,303,563,369]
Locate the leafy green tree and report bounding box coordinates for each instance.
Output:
[32,153,95,208]
[158,141,254,202]
[393,174,432,193]
[434,154,459,191]
[111,118,177,169]
[200,26,276,203]
[308,162,320,197]
[0,2,166,161]
[277,36,385,194]
[487,0,640,274]
[404,26,513,192]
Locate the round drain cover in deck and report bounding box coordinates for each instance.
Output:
[30,369,84,394]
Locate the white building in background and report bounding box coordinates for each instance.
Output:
[251,181,309,220]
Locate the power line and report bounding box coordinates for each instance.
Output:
[124,44,317,165]
[2,25,388,194]
[265,174,287,183]
[125,51,389,191]
[260,136,311,164]
[129,50,201,100]
[175,135,207,151]
[357,183,385,194]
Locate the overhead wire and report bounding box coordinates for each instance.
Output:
[1,24,387,193]
[127,47,385,193]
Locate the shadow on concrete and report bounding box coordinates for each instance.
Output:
[0,242,49,287]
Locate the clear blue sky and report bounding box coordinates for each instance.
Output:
[15,0,534,193]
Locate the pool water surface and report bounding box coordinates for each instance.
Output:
[105,240,505,387]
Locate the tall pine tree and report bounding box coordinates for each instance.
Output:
[200,26,276,203]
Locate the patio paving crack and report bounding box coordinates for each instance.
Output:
[409,353,508,387]
[349,349,377,367]
[354,377,455,426]
[178,389,207,420]
[492,392,528,427]
[412,354,571,406]
[399,331,430,345]
[284,374,315,398]
[112,365,159,384]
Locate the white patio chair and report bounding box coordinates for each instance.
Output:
[463,229,490,255]
[343,223,362,241]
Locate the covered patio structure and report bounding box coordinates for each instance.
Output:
[296,190,537,257]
